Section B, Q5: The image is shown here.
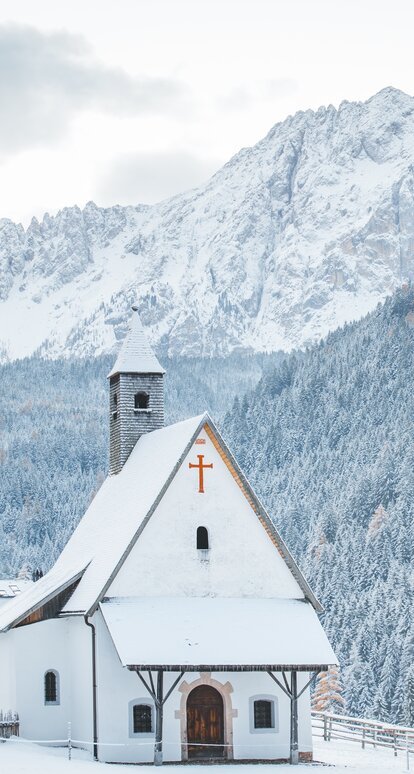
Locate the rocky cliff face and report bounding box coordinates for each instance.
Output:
[2,86,414,360]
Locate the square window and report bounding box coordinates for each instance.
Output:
[133,704,152,733]
[254,699,274,729]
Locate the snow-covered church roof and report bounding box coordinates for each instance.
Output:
[101,597,337,669]
[108,306,165,378]
[0,413,322,632]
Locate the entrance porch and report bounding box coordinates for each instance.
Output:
[131,665,320,765]
[100,596,337,765]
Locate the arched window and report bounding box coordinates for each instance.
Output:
[196,526,209,550]
[112,393,118,421]
[249,695,278,732]
[44,670,59,705]
[134,391,149,410]
[129,701,154,736]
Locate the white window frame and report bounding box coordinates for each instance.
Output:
[128,698,155,738]
[249,694,279,733]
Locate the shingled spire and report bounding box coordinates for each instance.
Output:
[108,306,165,475]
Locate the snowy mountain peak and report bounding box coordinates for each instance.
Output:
[2,87,414,361]
[365,85,411,104]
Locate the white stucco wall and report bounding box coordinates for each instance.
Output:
[0,616,93,750]
[13,618,71,741]
[96,610,157,763]
[108,428,303,600]
[68,616,94,754]
[96,611,312,764]
[0,630,16,710]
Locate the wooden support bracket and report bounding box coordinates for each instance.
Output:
[134,668,185,765]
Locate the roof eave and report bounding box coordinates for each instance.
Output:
[107,367,166,379]
[126,662,337,672]
[0,568,86,632]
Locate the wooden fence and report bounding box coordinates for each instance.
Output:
[312,710,414,766]
[0,710,19,739]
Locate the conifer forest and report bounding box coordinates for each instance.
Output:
[2,287,414,725]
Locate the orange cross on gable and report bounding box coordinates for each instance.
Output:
[188,454,213,493]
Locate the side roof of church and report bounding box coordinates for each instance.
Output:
[0,411,322,632]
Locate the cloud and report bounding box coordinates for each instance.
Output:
[265,78,299,98]
[218,78,298,111]
[0,24,190,152]
[98,150,222,206]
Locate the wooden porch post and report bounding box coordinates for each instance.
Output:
[290,671,299,765]
[154,670,164,766]
[134,667,185,766]
[268,669,319,766]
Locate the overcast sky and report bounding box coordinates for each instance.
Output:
[1,0,414,224]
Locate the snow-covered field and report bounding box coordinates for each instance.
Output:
[0,737,410,773]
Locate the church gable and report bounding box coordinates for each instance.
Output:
[106,421,308,602]
[0,413,319,631]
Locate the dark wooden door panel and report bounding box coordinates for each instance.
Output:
[187,685,225,760]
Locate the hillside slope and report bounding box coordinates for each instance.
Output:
[2,87,414,360]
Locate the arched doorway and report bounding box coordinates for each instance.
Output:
[186,685,225,760]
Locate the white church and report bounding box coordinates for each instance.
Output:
[0,308,336,765]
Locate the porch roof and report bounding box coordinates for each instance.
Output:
[100,596,337,670]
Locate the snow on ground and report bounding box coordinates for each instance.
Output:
[0,737,411,773]
[312,737,409,772]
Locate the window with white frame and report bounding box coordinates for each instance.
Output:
[249,695,278,733]
[129,698,155,737]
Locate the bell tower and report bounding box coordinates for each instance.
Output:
[108,306,165,475]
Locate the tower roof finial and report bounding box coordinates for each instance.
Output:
[108,307,165,378]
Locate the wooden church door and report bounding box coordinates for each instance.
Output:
[186,685,225,759]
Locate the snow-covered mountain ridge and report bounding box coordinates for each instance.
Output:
[2,86,414,360]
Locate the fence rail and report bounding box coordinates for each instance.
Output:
[1,708,413,763]
[312,710,414,767]
[0,711,19,739]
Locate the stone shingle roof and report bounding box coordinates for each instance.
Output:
[108,308,165,377]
